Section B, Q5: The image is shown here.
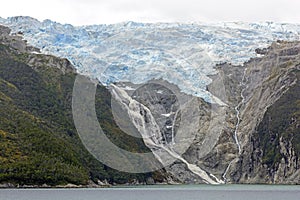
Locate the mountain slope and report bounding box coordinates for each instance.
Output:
[0,25,156,186]
[223,41,300,184]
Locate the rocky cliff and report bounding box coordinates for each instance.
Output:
[195,40,300,184]
[107,40,300,184]
[232,41,300,184]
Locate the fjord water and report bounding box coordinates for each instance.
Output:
[1,185,300,200]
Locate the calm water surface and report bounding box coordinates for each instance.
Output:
[1,184,300,200]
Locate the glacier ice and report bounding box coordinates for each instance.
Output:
[1,16,300,103]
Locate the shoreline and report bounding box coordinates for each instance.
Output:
[0,181,111,189]
[1,182,299,189]
[0,181,175,189]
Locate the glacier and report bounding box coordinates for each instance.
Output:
[1,16,300,102]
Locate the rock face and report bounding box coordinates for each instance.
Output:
[217,41,300,184]
[122,41,300,184]
[0,25,39,53]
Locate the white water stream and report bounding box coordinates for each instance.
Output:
[222,68,247,182]
[111,84,224,184]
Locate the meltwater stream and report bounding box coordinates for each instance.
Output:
[111,85,223,184]
[233,68,248,154]
[222,68,248,182]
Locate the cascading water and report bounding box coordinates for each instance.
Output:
[222,68,247,182]
[110,84,224,184]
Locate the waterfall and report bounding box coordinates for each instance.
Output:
[110,84,224,184]
[223,67,247,182]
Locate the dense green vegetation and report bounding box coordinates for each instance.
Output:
[0,40,154,186]
[255,69,300,168]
